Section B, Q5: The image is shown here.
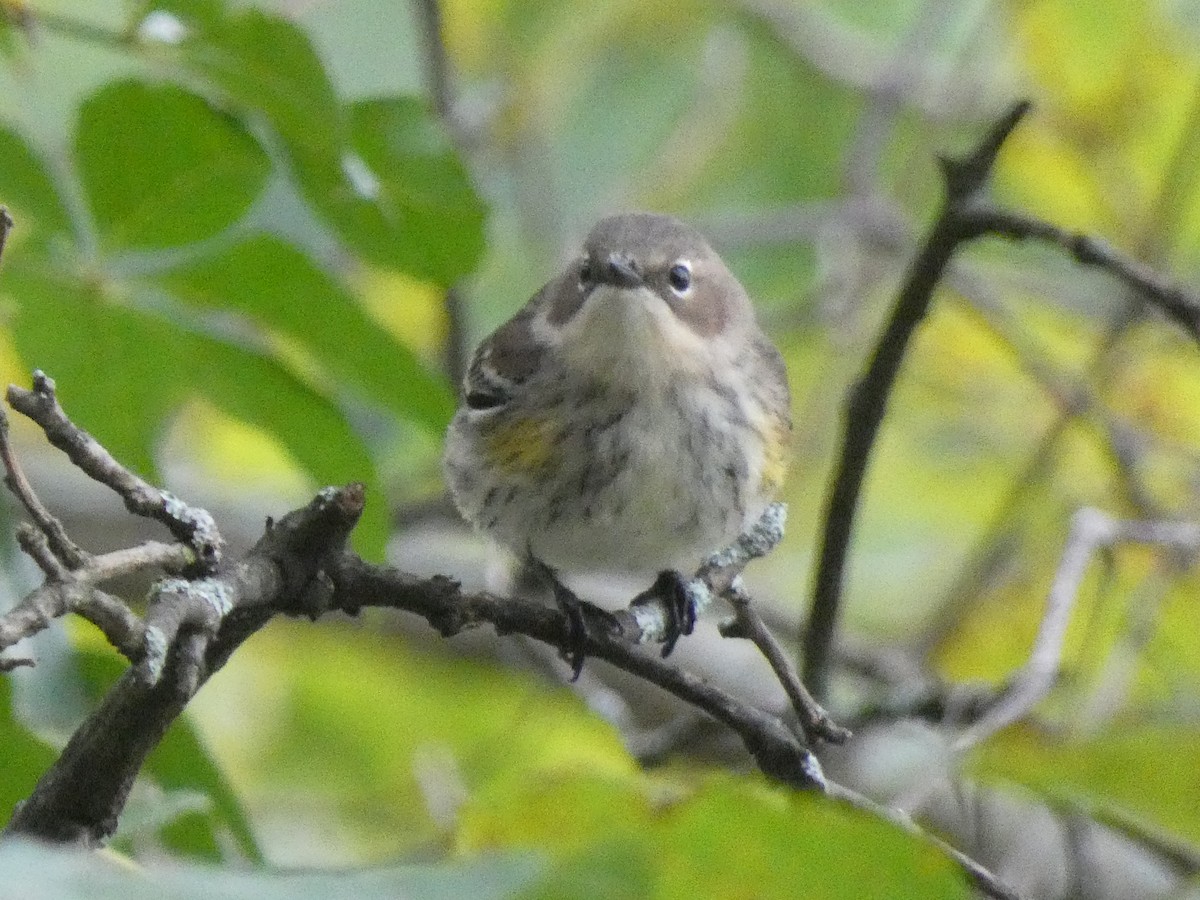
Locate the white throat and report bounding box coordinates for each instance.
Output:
[556,285,705,381]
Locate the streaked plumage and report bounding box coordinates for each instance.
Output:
[443,212,791,580]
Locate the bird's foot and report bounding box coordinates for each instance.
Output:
[633,569,696,658]
[549,577,618,681]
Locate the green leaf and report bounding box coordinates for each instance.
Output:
[656,779,968,900]
[74,79,269,249]
[149,696,264,862]
[197,621,633,860]
[179,8,343,159]
[175,9,485,283]
[6,265,389,558]
[0,675,58,828]
[6,266,180,478]
[460,774,971,899]
[193,336,390,559]
[344,96,486,282]
[0,839,544,900]
[284,95,486,285]
[0,125,72,238]
[158,236,455,433]
[969,725,1200,846]
[517,838,655,900]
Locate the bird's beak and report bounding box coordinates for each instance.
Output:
[603,253,643,288]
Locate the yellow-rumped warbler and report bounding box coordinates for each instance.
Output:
[443,212,791,671]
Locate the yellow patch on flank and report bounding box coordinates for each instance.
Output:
[486,416,559,475]
[759,414,791,493]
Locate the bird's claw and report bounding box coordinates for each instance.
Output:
[551,579,617,681]
[632,569,696,658]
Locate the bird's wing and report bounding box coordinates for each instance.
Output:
[461,286,551,412]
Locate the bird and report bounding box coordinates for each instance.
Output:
[443,212,791,676]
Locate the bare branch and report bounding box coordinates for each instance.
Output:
[16,523,69,579]
[802,93,1200,704]
[955,508,1200,750]
[968,209,1200,345]
[4,484,365,846]
[3,479,824,845]
[0,372,1011,900]
[0,579,147,664]
[66,586,147,661]
[86,541,195,583]
[0,378,89,571]
[720,583,850,745]
[325,551,827,791]
[804,100,1033,700]
[0,540,192,666]
[949,263,1162,516]
[414,0,471,387]
[6,371,223,571]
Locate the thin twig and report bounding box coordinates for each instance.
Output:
[86,541,196,583]
[1,521,158,660]
[949,263,1161,516]
[720,584,850,744]
[0,538,191,665]
[414,0,471,386]
[1087,802,1200,877]
[804,100,1033,700]
[972,209,1200,346]
[915,100,1200,650]
[0,406,90,569]
[7,371,223,570]
[0,579,147,663]
[619,502,789,647]
[954,508,1200,750]
[16,523,69,579]
[65,586,147,662]
[803,97,1200,702]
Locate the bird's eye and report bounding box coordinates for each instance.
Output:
[579,259,595,286]
[668,263,692,294]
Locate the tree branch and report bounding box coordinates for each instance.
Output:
[0,362,834,845]
[804,100,1033,700]
[0,372,1025,900]
[0,374,208,669]
[720,583,850,744]
[802,98,1200,703]
[969,209,1200,345]
[954,508,1200,750]
[0,400,88,569]
[3,484,364,845]
[415,0,471,387]
[7,372,223,571]
[325,552,828,788]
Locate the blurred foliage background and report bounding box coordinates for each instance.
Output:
[0,0,1199,897]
